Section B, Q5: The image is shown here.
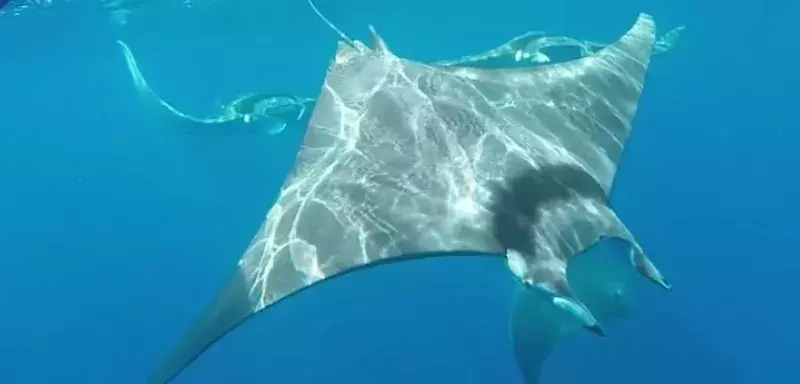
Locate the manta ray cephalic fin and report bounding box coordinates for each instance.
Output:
[510,238,636,384]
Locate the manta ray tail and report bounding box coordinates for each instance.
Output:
[117,40,157,100]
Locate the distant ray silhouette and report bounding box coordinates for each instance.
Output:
[116,40,314,135]
[115,21,682,135]
[436,25,685,67]
[150,3,671,383]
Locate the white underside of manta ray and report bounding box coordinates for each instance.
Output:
[116,40,315,135]
[149,2,674,383]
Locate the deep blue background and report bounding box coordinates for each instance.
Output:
[0,0,796,383]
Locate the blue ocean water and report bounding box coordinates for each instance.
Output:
[0,0,796,383]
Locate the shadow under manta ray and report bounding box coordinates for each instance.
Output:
[116,40,315,135]
[150,5,672,384]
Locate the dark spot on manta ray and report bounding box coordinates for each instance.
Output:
[490,163,607,259]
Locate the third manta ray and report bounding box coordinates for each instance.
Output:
[150,4,672,384]
[117,20,683,135]
[117,40,314,134]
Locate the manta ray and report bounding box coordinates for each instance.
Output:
[117,22,681,138]
[436,24,685,67]
[150,3,672,383]
[116,40,314,134]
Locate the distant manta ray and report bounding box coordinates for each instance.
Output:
[149,2,672,383]
[435,24,685,67]
[116,40,315,135]
[117,24,682,137]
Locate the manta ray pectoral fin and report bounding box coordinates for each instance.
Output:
[117,40,150,95]
[117,40,227,125]
[149,269,254,384]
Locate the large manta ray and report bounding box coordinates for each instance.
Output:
[150,8,671,384]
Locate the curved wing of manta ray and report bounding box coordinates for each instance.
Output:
[116,40,313,135]
[150,12,672,384]
[435,24,685,68]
